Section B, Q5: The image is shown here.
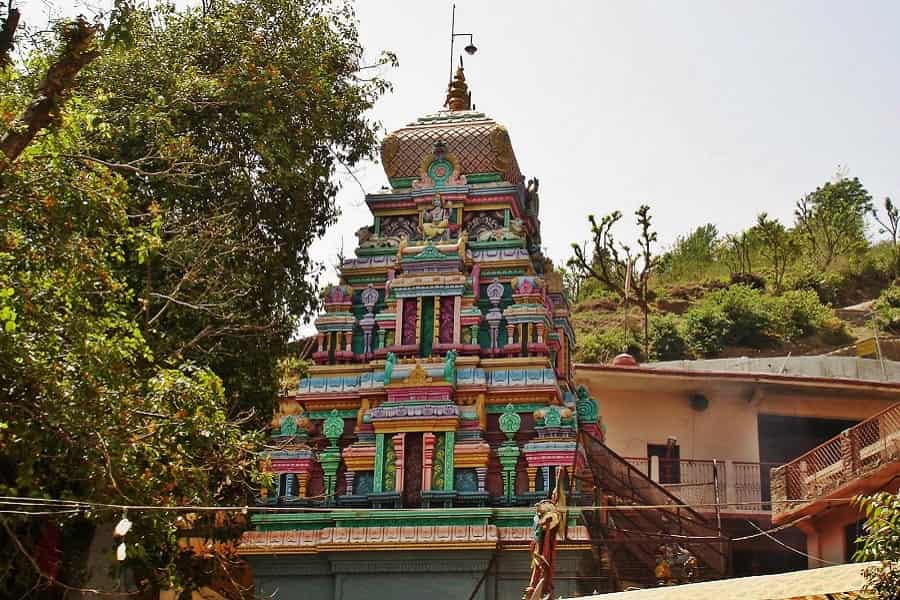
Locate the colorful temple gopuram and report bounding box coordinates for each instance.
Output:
[240,65,606,599]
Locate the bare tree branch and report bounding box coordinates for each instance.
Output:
[0,6,21,67]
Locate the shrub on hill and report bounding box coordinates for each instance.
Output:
[679,284,843,357]
[768,290,832,339]
[729,272,766,290]
[578,329,643,363]
[682,304,733,357]
[705,285,774,347]
[875,285,900,334]
[649,313,688,361]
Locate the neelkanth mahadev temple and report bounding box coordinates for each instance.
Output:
[239,66,607,599]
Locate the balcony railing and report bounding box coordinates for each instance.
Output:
[771,401,900,517]
[623,457,777,514]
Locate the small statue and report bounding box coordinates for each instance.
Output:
[384,352,396,383]
[443,349,457,384]
[526,177,540,216]
[655,543,699,585]
[355,225,374,244]
[507,218,525,239]
[421,194,450,241]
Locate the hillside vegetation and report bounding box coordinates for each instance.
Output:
[565,174,900,363]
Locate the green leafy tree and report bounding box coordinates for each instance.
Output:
[657,223,719,282]
[75,0,394,416]
[853,492,900,599]
[753,213,799,293]
[874,285,900,334]
[0,0,391,595]
[795,175,873,270]
[560,263,586,303]
[871,196,899,278]
[716,230,757,279]
[649,314,688,360]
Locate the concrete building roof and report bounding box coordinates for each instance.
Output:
[568,561,877,600]
[576,357,900,399]
[646,356,900,383]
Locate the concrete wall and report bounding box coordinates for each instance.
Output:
[575,369,897,465]
[597,387,760,462]
[249,549,594,600]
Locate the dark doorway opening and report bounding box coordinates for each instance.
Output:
[757,414,859,502]
[648,441,681,484]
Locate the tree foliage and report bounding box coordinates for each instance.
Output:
[853,492,900,599]
[871,197,899,278]
[0,0,391,595]
[874,285,900,334]
[657,223,719,283]
[716,230,757,279]
[569,205,659,354]
[795,176,873,270]
[753,213,798,293]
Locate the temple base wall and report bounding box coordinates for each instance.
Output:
[249,549,596,599]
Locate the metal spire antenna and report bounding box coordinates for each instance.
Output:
[448,3,477,86]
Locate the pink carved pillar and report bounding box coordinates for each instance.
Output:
[422,433,436,492]
[344,331,352,353]
[395,298,404,344]
[344,470,355,495]
[393,433,405,493]
[316,333,325,352]
[453,296,461,344]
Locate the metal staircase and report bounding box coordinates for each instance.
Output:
[575,430,729,589]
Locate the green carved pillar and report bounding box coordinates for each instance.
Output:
[320,410,344,504]
[431,432,446,490]
[443,430,455,492]
[498,404,522,501]
[373,433,385,493]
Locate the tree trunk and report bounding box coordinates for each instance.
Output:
[0,18,100,172]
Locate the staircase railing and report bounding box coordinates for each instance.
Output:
[577,431,728,587]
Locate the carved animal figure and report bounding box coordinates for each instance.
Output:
[355,225,373,244]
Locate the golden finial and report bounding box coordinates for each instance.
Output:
[444,57,471,111]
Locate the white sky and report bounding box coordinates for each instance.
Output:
[17,0,900,290]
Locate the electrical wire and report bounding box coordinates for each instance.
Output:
[0,494,859,513]
[743,518,840,566]
[0,493,862,550]
[0,494,854,588]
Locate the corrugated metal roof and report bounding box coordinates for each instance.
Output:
[568,561,878,600]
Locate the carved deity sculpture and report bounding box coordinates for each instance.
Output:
[421,194,451,241]
[524,499,562,600]
[485,279,505,353]
[384,352,397,384]
[526,177,540,217]
[522,467,568,600]
[443,349,457,384]
[655,544,699,584]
